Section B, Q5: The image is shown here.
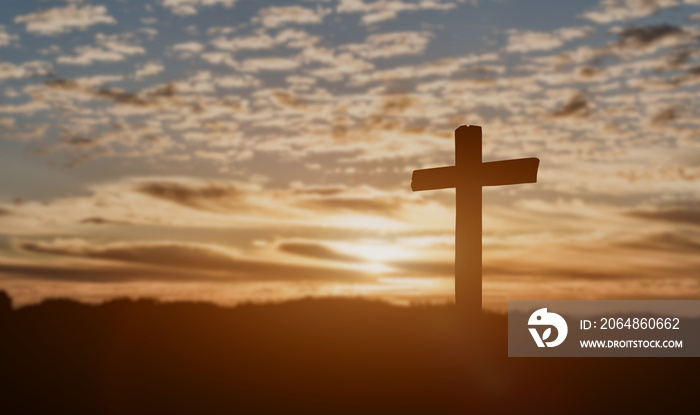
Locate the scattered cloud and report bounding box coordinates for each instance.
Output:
[78,217,131,225]
[337,0,459,25]
[278,241,363,262]
[0,118,15,130]
[505,26,594,53]
[627,203,700,226]
[2,0,700,307]
[172,41,205,53]
[172,41,206,59]
[0,61,53,81]
[618,232,700,252]
[240,57,301,72]
[649,104,683,126]
[341,31,433,59]
[614,24,689,51]
[0,25,19,47]
[160,0,239,16]
[255,6,330,28]
[18,239,243,271]
[133,61,164,80]
[549,92,590,118]
[57,33,146,66]
[14,4,116,36]
[215,74,262,89]
[210,30,276,51]
[134,180,247,212]
[11,238,375,282]
[38,44,62,55]
[582,0,680,24]
[42,78,176,111]
[57,46,124,66]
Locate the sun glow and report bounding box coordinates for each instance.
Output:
[334,243,412,263]
[353,262,396,274]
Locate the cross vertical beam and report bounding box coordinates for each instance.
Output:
[455,125,482,315]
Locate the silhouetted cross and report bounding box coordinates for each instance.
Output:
[411,125,539,315]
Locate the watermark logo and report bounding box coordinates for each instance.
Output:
[528,308,568,348]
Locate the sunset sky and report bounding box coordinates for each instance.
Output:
[1,0,700,310]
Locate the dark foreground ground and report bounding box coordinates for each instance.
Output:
[0,292,694,414]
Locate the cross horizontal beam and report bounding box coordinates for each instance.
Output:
[411,157,540,191]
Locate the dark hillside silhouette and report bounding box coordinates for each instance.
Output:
[0,291,696,414]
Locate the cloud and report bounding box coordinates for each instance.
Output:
[172,41,206,59]
[133,61,164,80]
[549,92,590,118]
[278,241,363,262]
[210,29,320,55]
[14,4,116,36]
[626,204,700,226]
[649,104,683,126]
[139,27,159,40]
[306,51,374,81]
[57,46,124,65]
[134,180,247,212]
[210,31,276,51]
[0,261,198,283]
[0,101,49,115]
[44,78,176,108]
[17,78,178,159]
[38,45,62,56]
[613,163,700,184]
[298,194,405,214]
[207,26,237,36]
[0,61,53,81]
[170,70,261,93]
[349,53,499,85]
[276,240,456,277]
[172,41,205,53]
[341,31,433,59]
[337,0,458,25]
[160,0,239,16]
[255,6,330,28]
[618,232,700,252]
[505,26,593,53]
[0,118,14,130]
[240,57,301,72]
[0,25,19,47]
[57,33,146,66]
[0,122,49,141]
[200,52,237,67]
[389,259,453,277]
[18,239,242,270]
[582,0,679,24]
[615,24,687,49]
[135,177,422,221]
[215,74,262,89]
[10,239,374,283]
[78,217,131,225]
[0,175,432,236]
[275,29,321,49]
